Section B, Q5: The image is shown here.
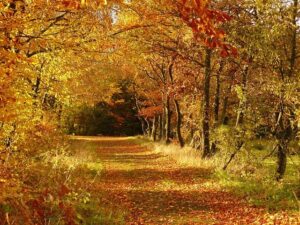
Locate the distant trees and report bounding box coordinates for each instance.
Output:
[65,79,142,136]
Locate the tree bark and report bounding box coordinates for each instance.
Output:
[174,99,184,147]
[134,94,146,135]
[276,141,287,180]
[214,60,224,122]
[162,96,166,140]
[235,64,249,127]
[158,114,163,141]
[211,60,224,154]
[151,116,157,141]
[145,118,151,137]
[165,96,171,144]
[221,68,236,124]
[202,48,212,158]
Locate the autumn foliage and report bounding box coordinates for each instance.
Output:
[0,0,299,224]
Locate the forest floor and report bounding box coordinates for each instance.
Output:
[70,136,299,225]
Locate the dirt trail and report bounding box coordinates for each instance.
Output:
[73,137,299,225]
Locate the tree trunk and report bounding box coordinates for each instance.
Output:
[145,118,151,137]
[174,99,184,147]
[33,75,41,100]
[151,116,157,141]
[214,60,224,122]
[276,141,287,181]
[158,114,163,141]
[141,119,146,136]
[223,140,244,170]
[189,127,194,146]
[165,96,171,144]
[211,60,224,154]
[134,94,146,135]
[221,68,236,125]
[235,64,249,126]
[202,48,212,158]
[162,98,166,140]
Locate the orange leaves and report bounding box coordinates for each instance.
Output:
[58,0,108,10]
[139,105,163,118]
[177,0,237,57]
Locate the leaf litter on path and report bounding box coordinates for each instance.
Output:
[75,137,300,225]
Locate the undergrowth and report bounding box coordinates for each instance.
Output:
[0,136,125,225]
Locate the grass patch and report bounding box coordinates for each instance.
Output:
[215,170,300,211]
[76,201,125,225]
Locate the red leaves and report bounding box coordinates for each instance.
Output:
[26,184,75,225]
[177,0,237,57]
[60,0,82,9]
[220,44,238,58]
[58,184,71,198]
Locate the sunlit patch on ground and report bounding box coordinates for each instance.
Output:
[70,135,133,141]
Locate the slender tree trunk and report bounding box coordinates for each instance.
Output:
[134,94,146,135]
[162,96,166,140]
[223,140,244,170]
[202,48,212,158]
[276,141,287,180]
[189,127,195,146]
[145,118,151,137]
[211,60,224,154]
[275,96,293,180]
[165,96,171,144]
[235,64,249,126]
[214,60,224,122]
[221,68,236,124]
[33,75,41,100]
[158,114,163,141]
[141,119,146,136]
[166,60,176,145]
[174,99,184,147]
[151,116,157,141]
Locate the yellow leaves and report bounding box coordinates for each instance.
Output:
[0,179,7,183]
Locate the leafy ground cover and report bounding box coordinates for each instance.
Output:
[69,136,299,224]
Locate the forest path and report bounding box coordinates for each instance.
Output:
[71,137,286,225]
